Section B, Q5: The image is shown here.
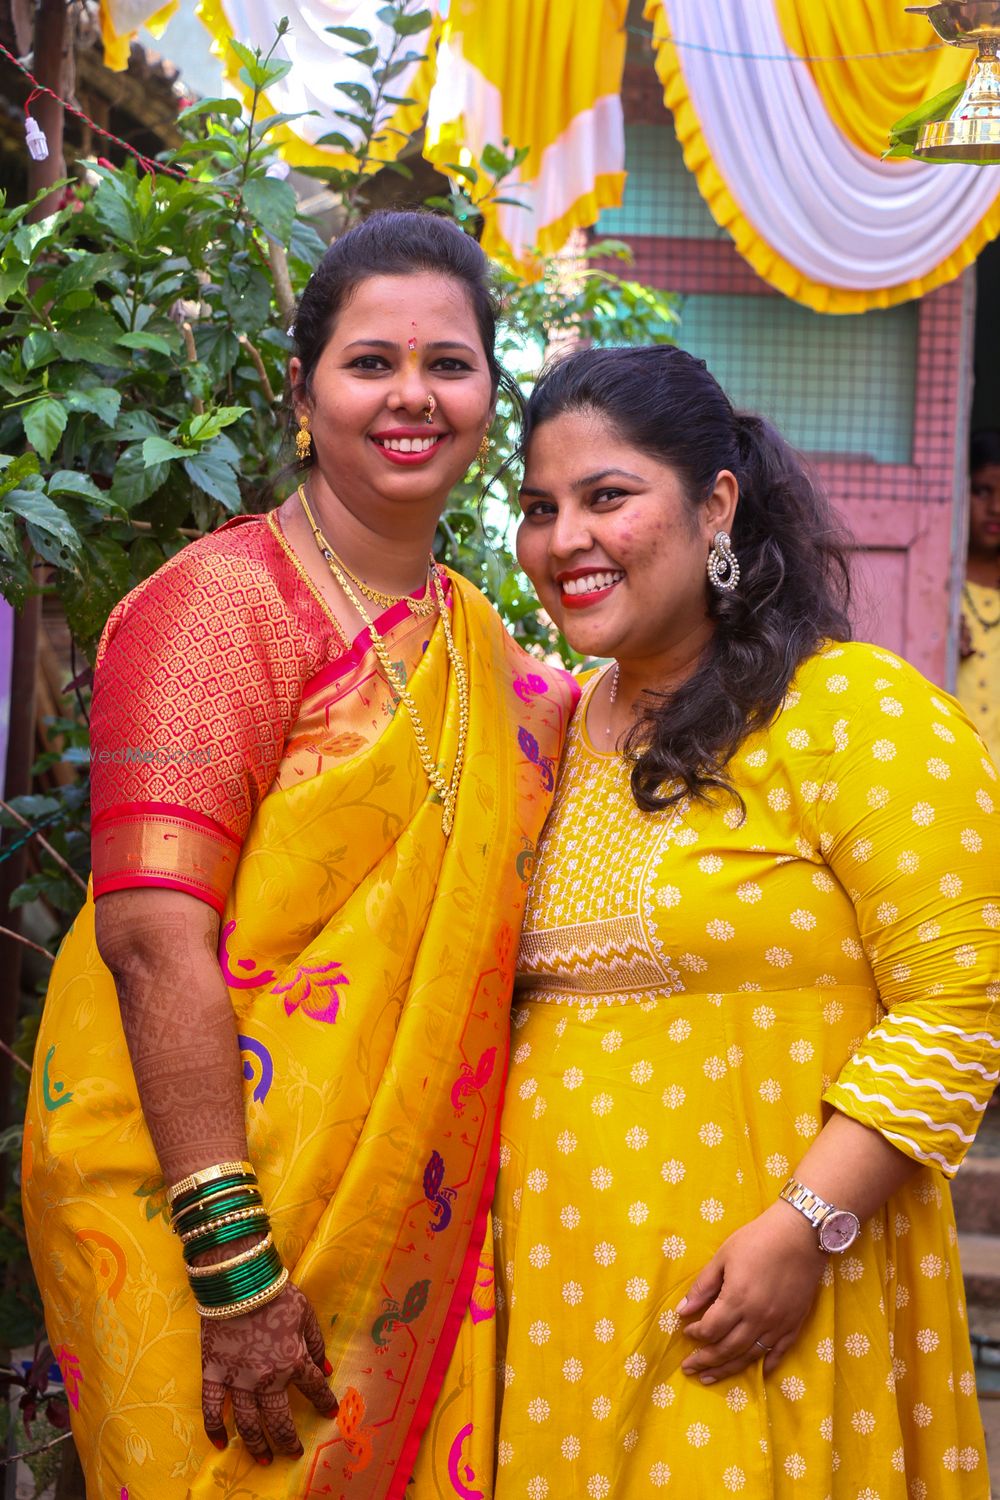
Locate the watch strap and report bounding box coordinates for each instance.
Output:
[778,1177,836,1229]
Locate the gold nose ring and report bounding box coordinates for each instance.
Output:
[424,393,437,425]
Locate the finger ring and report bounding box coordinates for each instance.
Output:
[754,1338,774,1352]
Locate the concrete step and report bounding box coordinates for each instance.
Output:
[953,1155,1000,1236]
[960,1232,1000,1308]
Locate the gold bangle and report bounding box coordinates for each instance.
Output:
[195,1266,289,1320]
[178,1206,268,1244]
[167,1160,256,1205]
[185,1232,274,1279]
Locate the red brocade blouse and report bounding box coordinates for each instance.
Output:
[90,513,351,913]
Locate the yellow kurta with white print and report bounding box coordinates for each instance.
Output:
[493,641,999,1500]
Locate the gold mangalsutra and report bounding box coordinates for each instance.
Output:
[298,486,469,835]
[298,486,435,618]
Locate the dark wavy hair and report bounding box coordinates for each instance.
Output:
[521,345,854,813]
[290,210,516,452]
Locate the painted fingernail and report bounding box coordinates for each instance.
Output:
[256,1456,272,1466]
[212,1437,227,1451]
[322,1358,333,1376]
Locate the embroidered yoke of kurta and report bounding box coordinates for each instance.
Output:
[494,641,1000,1500]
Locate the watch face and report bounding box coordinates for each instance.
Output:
[819,1210,860,1253]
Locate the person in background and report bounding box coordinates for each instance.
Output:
[22,211,576,1500]
[958,429,1000,765]
[492,345,999,1499]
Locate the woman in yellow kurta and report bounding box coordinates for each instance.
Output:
[958,430,1000,766]
[22,212,576,1500]
[496,345,999,1497]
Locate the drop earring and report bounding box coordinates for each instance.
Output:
[295,413,312,462]
[477,432,491,474]
[707,530,740,592]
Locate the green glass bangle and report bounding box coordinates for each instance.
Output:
[191,1250,282,1300]
[190,1243,280,1292]
[179,1212,268,1260]
[182,1213,270,1262]
[191,1252,284,1305]
[192,1260,284,1307]
[172,1191,263,1235]
[195,1273,281,1307]
[170,1174,257,1216]
[181,1211,269,1254]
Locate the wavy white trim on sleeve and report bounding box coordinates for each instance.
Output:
[863,1029,1000,1082]
[882,1009,1000,1050]
[833,1080,977,1143]
[880,1130,958,1175]
[852,1054,988,1112]
[657,0,1000,291]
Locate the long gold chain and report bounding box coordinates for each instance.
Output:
[298,486,469,835]
[298,487,434,617]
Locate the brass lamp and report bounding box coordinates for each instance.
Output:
[906,3,1000,160]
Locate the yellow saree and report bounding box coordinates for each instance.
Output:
[23,563,575,1500]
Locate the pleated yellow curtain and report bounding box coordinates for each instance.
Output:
[99,0,178,71]
[424,0,628,273]
[773,0,966,158]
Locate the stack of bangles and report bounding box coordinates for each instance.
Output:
[166,1160,288,1320]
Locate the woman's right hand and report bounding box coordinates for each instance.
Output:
[201,1279,339,1464]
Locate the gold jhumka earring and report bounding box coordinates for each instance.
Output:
[295,413,312,462]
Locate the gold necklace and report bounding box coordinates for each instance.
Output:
[963,581,1000,633]
[298,487,469,835]
[297,485,435,618]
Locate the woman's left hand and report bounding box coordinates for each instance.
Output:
[678,1202,828,1381]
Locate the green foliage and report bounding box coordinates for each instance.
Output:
[0,24,328,653]
[885,81,966,161]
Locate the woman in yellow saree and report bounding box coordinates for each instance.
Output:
[22,211,576,1499]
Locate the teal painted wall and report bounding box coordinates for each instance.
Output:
[598,125,919,465]
[598,124,719,241]
[677,295,918,466]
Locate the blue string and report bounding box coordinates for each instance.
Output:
[627,25,947,65]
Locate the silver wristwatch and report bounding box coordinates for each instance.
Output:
[778,1177,860,1253]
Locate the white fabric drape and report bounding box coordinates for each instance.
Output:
[656,0,1000,290]
[201,0,438,152]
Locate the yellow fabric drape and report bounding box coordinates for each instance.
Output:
[773,0,966,159]
[424,0,628,273]
[23,576,576,1500]
[99,0,178,72]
